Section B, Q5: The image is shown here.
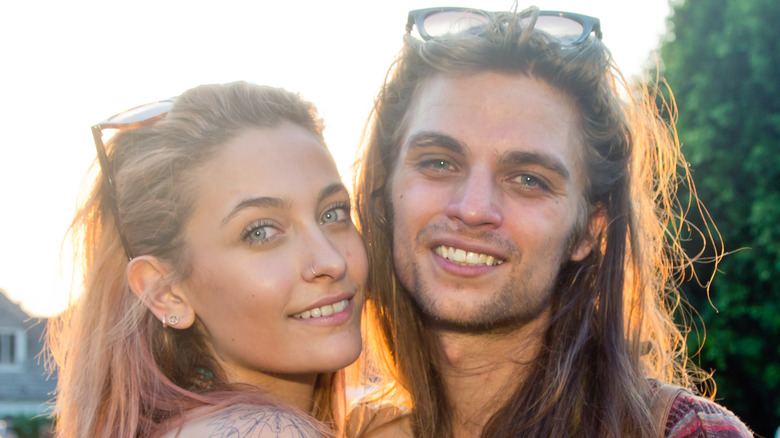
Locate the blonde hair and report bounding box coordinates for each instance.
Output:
[48,82,346,437]
[353,17,715,438]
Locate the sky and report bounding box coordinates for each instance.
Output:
[0,0,671,317]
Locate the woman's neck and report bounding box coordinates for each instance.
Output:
[224,367,319,413]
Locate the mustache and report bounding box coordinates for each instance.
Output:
[416,223,520,257]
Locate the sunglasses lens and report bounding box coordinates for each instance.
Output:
[524,15,586,45]
[422,11,490,38]
[106,100,175,124]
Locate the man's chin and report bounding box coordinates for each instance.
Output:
[419,305,547,335]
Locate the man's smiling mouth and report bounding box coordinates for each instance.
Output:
[434,246,505,266]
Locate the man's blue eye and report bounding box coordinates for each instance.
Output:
[421,158,456,171]
[519,175,539,186]
[512,174,549,192]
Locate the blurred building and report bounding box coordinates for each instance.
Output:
[0,289,55,417]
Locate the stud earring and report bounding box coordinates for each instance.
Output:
[167,314,180,326]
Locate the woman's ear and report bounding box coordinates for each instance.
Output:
[127,256,196,329]
[570,206,607,262]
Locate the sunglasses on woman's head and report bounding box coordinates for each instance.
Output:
[91,98,176,260]
[407,7,602,46]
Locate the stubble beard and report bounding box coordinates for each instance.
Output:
[392,225,568,335]
[404,258,560,334]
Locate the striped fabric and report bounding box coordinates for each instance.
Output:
[665,392,754,437]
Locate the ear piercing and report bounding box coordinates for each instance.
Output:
[162,313,180,327]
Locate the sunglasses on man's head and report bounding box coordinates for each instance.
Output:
[407,7,602,46]
[91,98,176,260]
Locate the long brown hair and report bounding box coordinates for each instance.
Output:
[353,14,713,438]
[48,82,347,437]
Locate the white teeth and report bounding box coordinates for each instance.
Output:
[292,299,349,319]
[465,251,481,264]
[332,299,347,313]
[434,245,504,266]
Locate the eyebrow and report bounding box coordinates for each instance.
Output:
[406,131,468,155]
[407,131,571,181]
[500,150,571,181]
[221,196,287,226]
[317,183,348,205]
[220,183,348,226]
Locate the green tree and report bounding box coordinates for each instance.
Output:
[660,0,780,435]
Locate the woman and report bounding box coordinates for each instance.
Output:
[48,82,366,437]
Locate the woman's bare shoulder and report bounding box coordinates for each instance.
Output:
[160,404,322,438]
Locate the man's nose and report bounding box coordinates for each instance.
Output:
[445,167,503,228]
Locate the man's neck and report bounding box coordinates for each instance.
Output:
[433,310,550,438]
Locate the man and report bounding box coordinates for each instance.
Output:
[352,6,753,438]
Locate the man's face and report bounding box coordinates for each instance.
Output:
[389,72,594,331]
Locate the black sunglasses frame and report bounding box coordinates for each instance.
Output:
[90,98,176,260]
[407,7,602,45]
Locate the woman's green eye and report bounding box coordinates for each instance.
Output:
[247,227,268,241]
[242,223,280,245]
[321,207,348,224]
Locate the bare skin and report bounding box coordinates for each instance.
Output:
[161,404,321,438]
[436,310,549,437]
[358,316,547,438]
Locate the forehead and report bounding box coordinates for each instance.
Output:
[401,72,583,177]
[195,124,339,205]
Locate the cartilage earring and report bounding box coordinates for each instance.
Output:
[167,314,180,326]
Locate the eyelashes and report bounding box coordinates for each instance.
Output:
[509,173,551,192]
[416,155,553,194]
[320,202,351,225]
[418,157,457,173]
[240,201,352,247]
[241,220,281,246]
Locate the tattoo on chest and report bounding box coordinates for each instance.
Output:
[204,406,321,437]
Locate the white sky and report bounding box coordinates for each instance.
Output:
[0,0,671,317]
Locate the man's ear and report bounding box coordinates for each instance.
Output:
[127,256,196,329]
[570,205,607,262]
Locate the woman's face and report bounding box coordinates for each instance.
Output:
[179,122,365,387]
